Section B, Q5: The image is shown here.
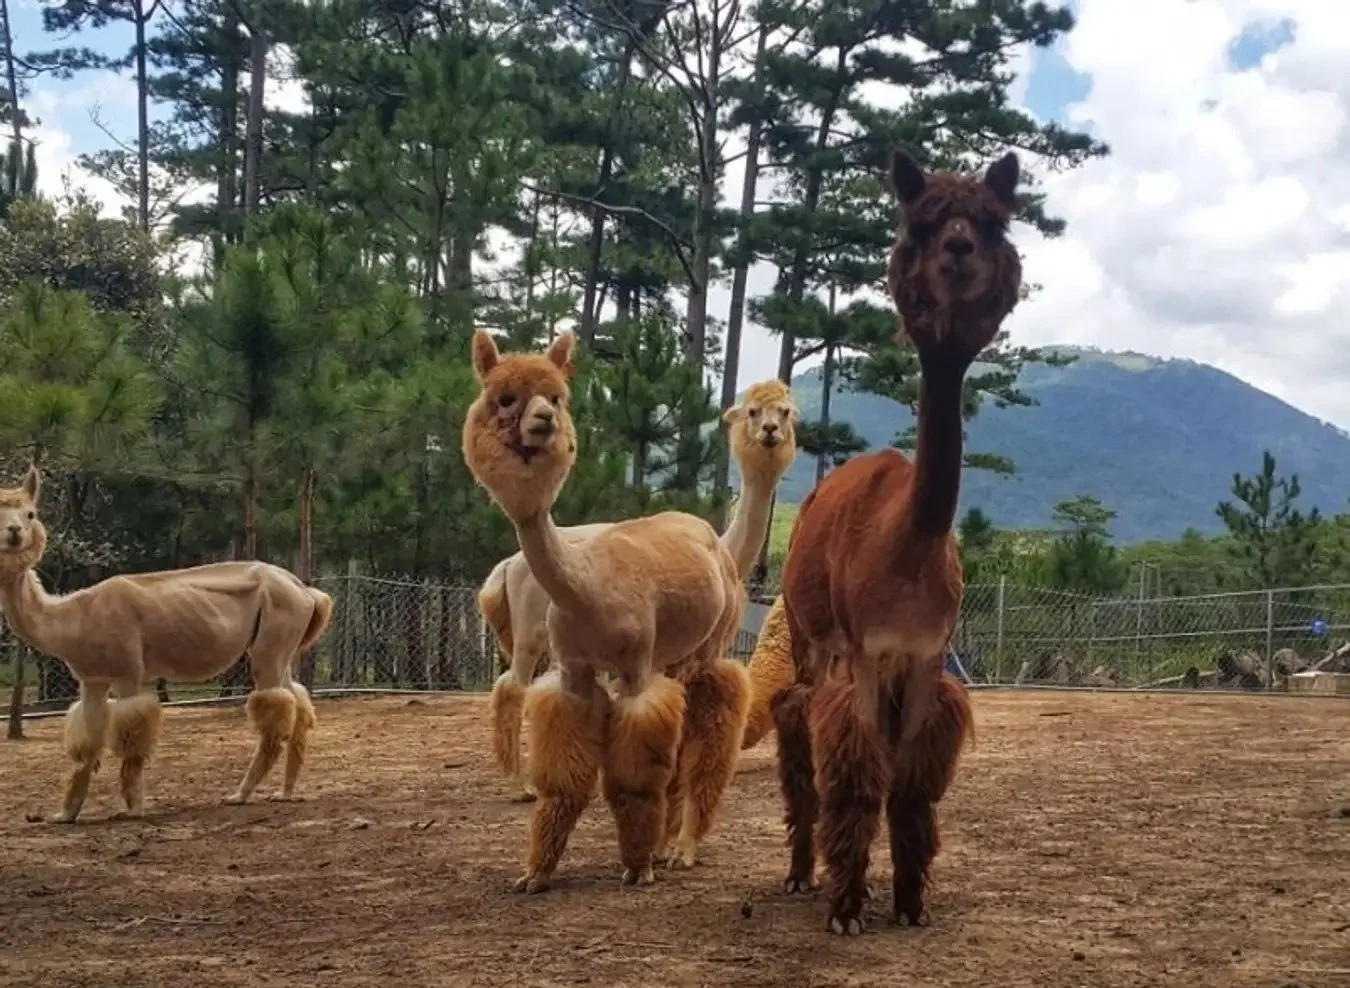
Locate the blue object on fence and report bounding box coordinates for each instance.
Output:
[1311,618,1327,637]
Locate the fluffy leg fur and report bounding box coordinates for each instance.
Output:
[771,682,819,894]
[515,671,610,894]
[812,676,890,936]
[52,689,112,823]
[602,676,686,887]
[226,687,297,805]
[490,672,533,800]
[110,693,163,817]
[664,659,750,869]
[887,672,974,927]
[742,597,796,750]
[273,681,316,800]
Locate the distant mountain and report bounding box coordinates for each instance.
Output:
[744,347,1350,544]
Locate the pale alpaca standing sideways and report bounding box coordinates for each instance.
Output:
[773,150,1022,935]
[482,378,799,802]
[0,466,333,822]
[461,330,752,891]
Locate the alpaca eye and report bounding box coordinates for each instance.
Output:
[497,394,516,408]
[549,394,560,407]
[25,511,34,520]
[749,408,760,418]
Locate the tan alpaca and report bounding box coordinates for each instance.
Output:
[461,330,752,892]
[481,379,798,801]
[0,466,333,822]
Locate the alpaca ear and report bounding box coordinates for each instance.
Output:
[723,403,747,424]
[20,464,40,503]
[785,398,801,423]
[471,329,499,382]
[546,332,577,377]
[889,149,925,204]
[984,151,1020,207]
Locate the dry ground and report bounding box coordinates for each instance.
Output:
[2,691,1348,988]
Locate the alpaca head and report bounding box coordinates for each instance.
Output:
[0,464,47,579]
[886,149,1023,369]
[725,379,799,486]
[461,330,579,524]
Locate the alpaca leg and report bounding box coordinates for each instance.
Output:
[811,676,889,936]
[490,659,539,801]
[271,681,317,801]
[51,685,112,823]
[110,690,163,818]
[771,682,818,894]
[658,738,687,864]
[665,658,750,870]
[225,686,297,805]
[515,667,609,894]
[887,673,974,927]
[602,675,686,887]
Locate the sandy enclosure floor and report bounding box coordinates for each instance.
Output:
[1,691,1347,988]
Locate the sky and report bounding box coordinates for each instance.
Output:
[8,0,1350,430]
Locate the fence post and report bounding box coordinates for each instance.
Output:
[1264,589,1275,690]
[995,576,1006,685]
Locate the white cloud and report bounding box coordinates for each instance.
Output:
[1006,0,1350,428]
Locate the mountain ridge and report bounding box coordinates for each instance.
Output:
[740,346,1350,544]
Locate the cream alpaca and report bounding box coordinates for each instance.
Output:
[0,466,333,822]
[481,380,798,802]
[461,330,752,891]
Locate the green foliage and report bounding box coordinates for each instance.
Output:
[1216,450,1321,589]
[1036,494,1128,594]
[0,137,36,217]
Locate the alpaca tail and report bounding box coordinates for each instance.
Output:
[297,588,335,657]
[479,558,514,662]
[741,595,797,750]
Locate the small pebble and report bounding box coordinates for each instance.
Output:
[740,900,753,919]
[1072,951,1085,962]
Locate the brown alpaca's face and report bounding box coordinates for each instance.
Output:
[887,150,1023,364]
[461,331,579,523]
[0,466,46,577]
[726,383,799,481]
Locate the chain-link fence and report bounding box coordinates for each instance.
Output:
[5,575,1350,717]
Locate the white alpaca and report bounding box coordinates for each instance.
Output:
[0,465,334,822]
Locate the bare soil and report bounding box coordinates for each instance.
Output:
[2,692,1348,988]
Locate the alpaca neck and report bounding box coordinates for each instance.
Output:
[0,571,74,666]
[513,512,595,615]
[721,467,778,581]
[906,360,967,541]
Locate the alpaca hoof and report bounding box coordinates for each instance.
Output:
[828,914,865,936]
[509,790,538,804]
[621,865,656,887]
[512,873,551,894]
[48,811,79,825]
[894,900,929,928]
[222,792,249,805]
[666,838,697,871]
[784,875,818,895]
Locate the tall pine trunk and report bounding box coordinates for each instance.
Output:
[214,6,240,269]
[134,0,150,232]
[713,24,768,529]
[242,13,267,221]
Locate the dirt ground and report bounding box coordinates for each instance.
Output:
[2,691,1347,988]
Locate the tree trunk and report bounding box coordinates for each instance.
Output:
[214,6,240,269]
[242,14,267,220]
[134,0,150,232]
[817,342,836,486]
[6,641,26,740]
[578,43,635,346]
[674,10,723,491]
[713,24,768,529]
[1,0,23,150]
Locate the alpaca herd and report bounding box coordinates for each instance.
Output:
[3,148,1023,937]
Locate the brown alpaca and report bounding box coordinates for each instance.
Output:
[481,380,798,802]
[0,466,333,822]
[461,330,752,891]
[772,150,1019,935]
[740,594,793,750]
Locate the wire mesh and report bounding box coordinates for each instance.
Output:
[5,575,1350,717]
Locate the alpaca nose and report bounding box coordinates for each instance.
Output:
[944,234,974,257]
[763,422,778,435]
[535,406,554,424]
[6,525,20,543]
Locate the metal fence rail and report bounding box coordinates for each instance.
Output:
[6,574,1350,716]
